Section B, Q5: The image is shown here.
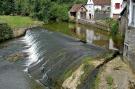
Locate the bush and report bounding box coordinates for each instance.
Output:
[0,23,13,42]
[50,3,69,22]
[106,18,124,48]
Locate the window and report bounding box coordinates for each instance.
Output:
[115,3,120,9]
[124,44,129,57]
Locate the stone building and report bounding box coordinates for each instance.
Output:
[69,4,87,21]
[122,0,135,71]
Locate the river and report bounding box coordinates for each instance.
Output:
[43,22,110,49]
[0,22,110,89]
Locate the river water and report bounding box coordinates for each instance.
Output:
[43,22,110,49]
[0,23,109,89]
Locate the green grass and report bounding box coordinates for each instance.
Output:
[0,15,42,28]
[94,73,100,89]
[106,76,113,89]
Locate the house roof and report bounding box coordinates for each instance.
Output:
[93,0,111,5]
[69,4,86,12]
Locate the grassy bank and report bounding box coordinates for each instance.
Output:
[0,16,43,42]
[0,16,43,29]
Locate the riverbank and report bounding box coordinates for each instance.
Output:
[98,56,135,89]
[61,51,135,89]
[77,19,109,31]
[0,16,43,42]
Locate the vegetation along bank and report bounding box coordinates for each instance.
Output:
[0,16,43,42]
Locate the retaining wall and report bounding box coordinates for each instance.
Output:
[77,19,109,31]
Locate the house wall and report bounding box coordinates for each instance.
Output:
[123,0,135,72]
[94,5,102,10]
[110,0,123,18]
[102,5,111,11]
[95,5,111,11]
[85,0,111,20]
[85,0,95,20]
[76,12,81,20]
[128,0,135,27]
[123,27,135,72]
[76,7,87,21]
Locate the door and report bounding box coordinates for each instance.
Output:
[89,14,91,19]
[81,12,86,19]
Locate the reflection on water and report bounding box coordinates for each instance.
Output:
[75,24,109,48]
[44,22,110,49]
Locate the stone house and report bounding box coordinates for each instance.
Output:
[69,4,87,21]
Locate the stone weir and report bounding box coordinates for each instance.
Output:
[22,27,106,88]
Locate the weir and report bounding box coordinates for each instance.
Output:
[21,28,106,88]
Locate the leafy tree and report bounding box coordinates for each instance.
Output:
[0,0,87,22]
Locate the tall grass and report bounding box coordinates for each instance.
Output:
[0,16,42,28]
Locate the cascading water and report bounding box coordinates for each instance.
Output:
[22,27,106,88]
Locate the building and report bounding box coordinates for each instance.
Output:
[110,0,124,19]
[69,0,111,21]
[85,0,95,20]
[85,0,111,20]
[93,0,111,11]
[93,0,111,20]
[128,0,135,27]
[69,4,87,21]
[122,0,135,71]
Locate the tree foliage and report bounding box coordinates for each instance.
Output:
[0,23,13,42]
[0,0,87,22]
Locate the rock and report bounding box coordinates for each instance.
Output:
[6,52,24,62]
[62,65,84,89]
[98,56,135,89]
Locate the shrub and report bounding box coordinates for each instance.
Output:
[0,23,13,42]
[106,18,124,49]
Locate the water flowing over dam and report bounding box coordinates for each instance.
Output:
[22,28,106,88]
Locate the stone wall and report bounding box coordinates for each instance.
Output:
[94,11,110,20]
[123,27,135,72]
[77,19,109,31]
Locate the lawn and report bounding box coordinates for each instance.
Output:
[0,16,42,28]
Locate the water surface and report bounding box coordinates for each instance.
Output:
[43,22,110,48]
[0,27,107,89]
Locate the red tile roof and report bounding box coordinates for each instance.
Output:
[93,0,111,5]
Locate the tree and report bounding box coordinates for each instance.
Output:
[0,0,87,22]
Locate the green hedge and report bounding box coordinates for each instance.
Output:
[0,23,13,42]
